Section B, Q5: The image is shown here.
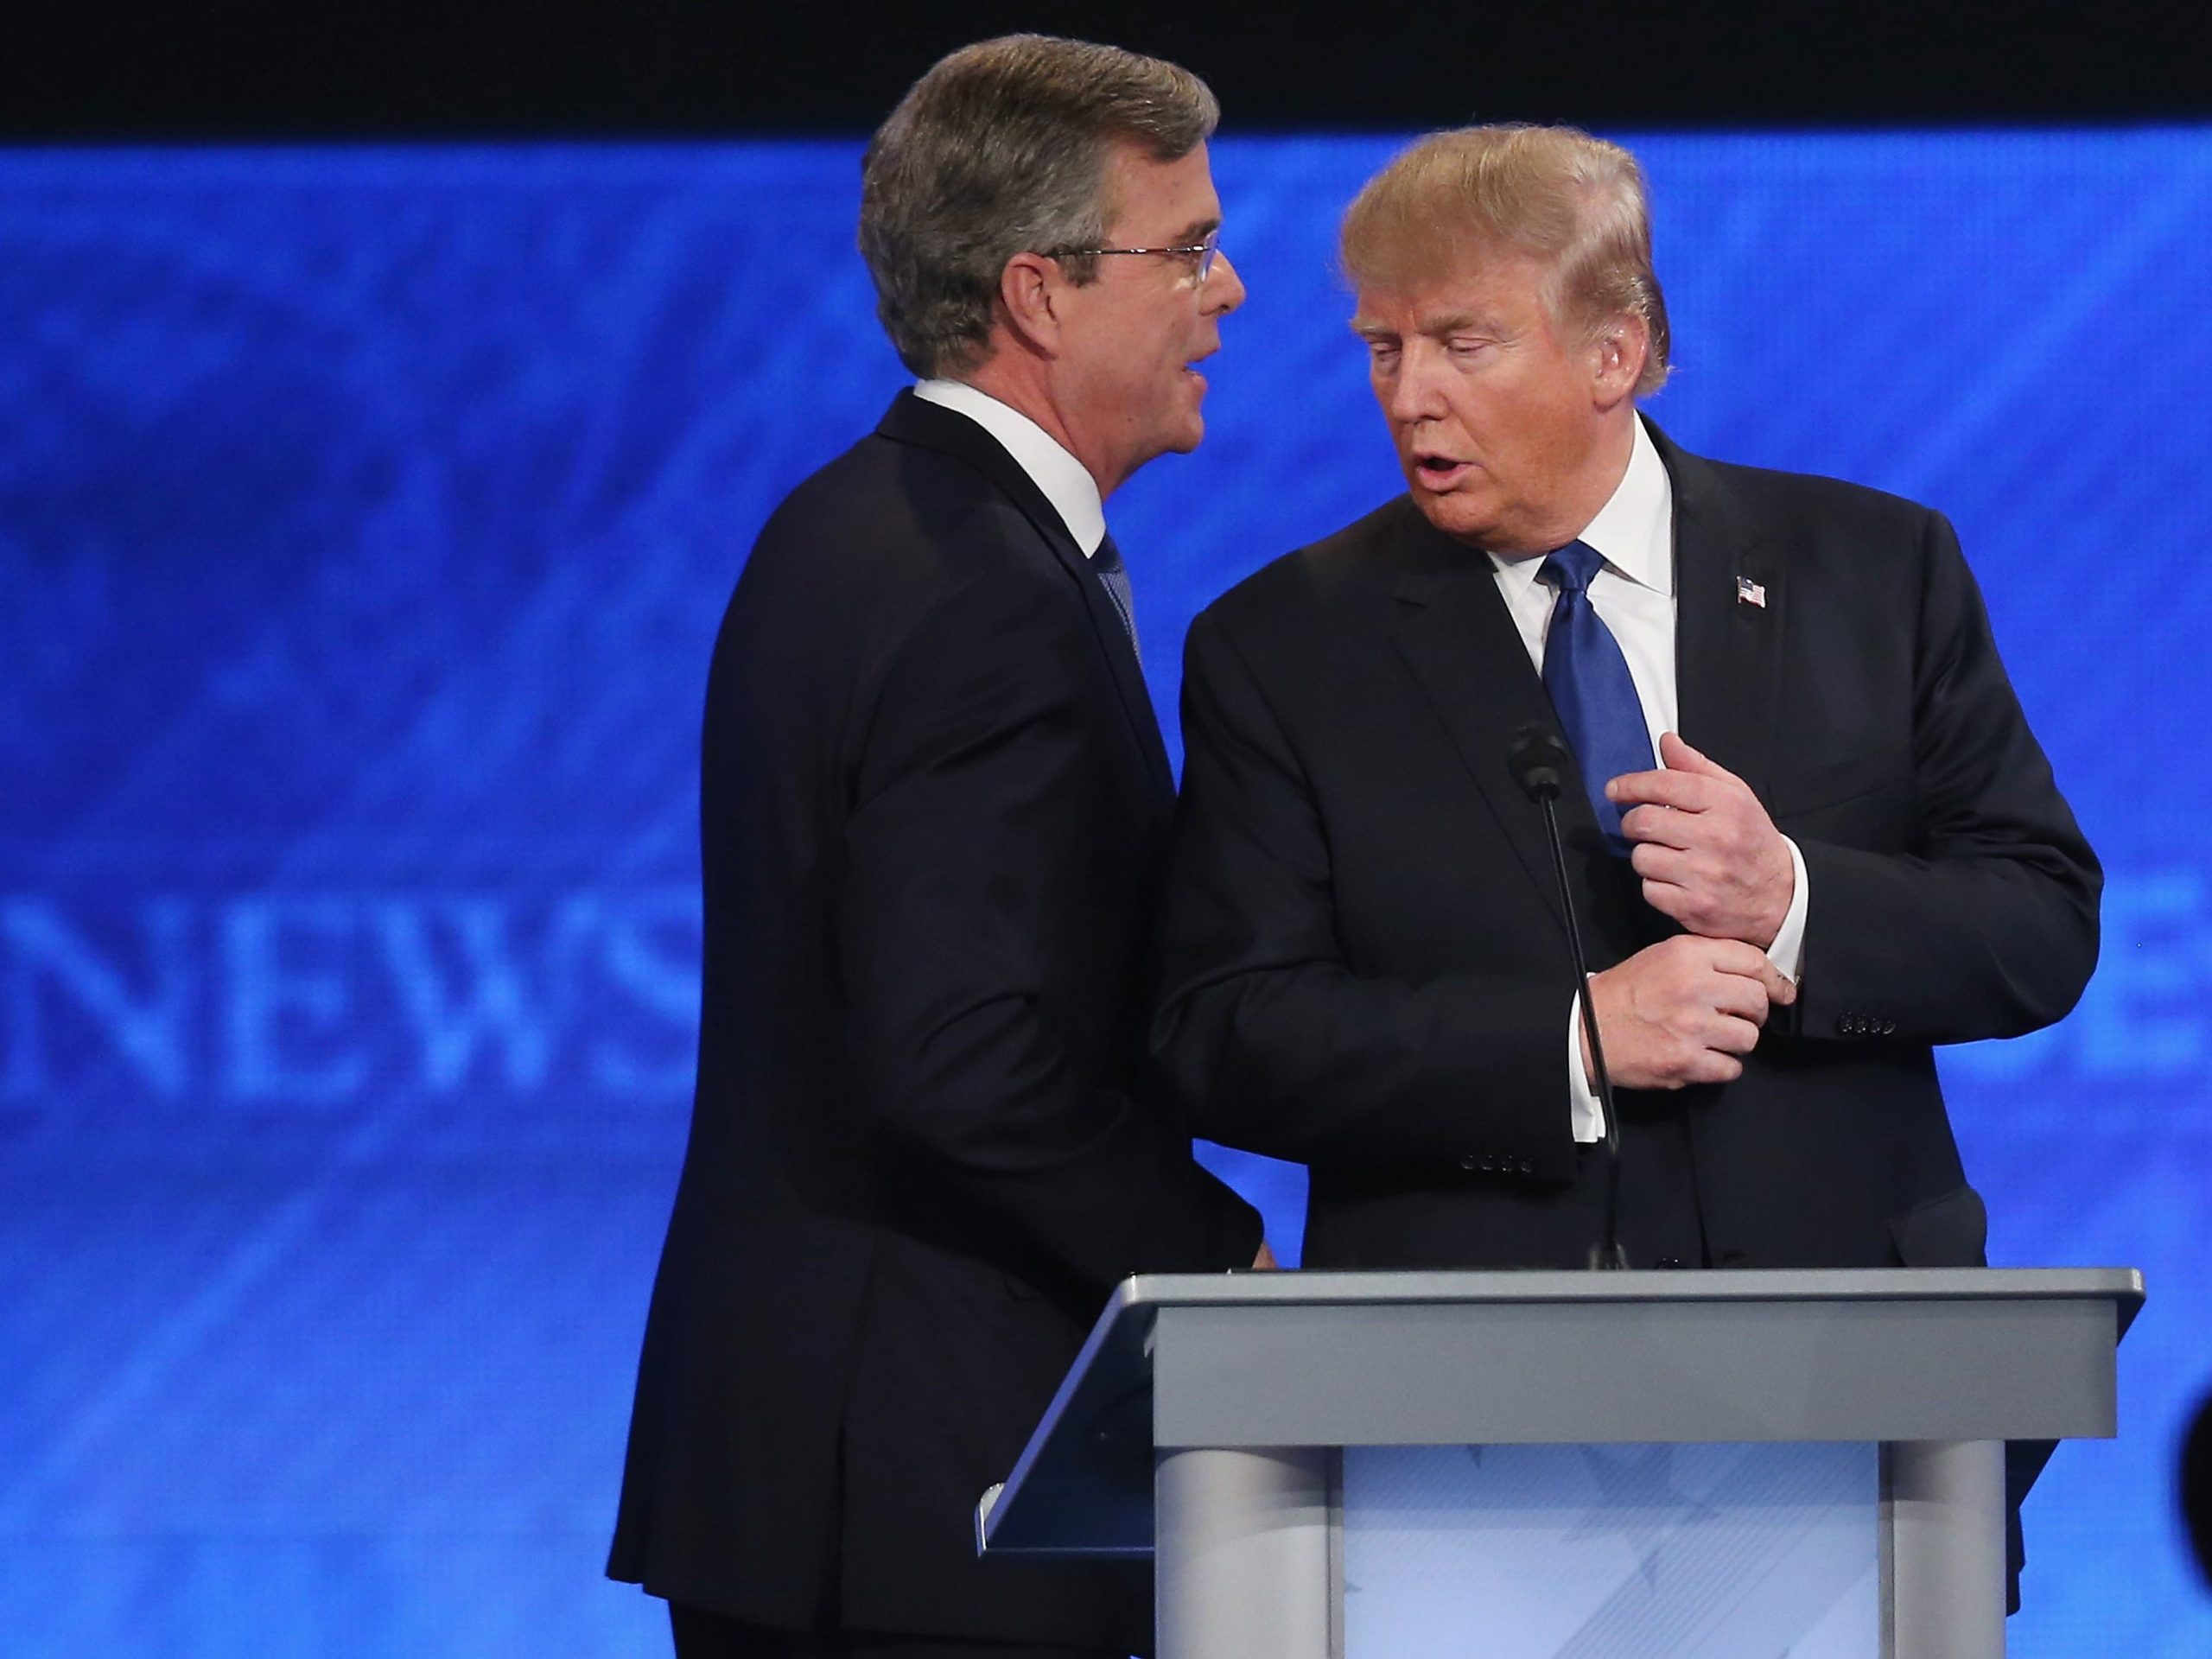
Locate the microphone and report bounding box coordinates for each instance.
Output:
[1508,723,1629,1270]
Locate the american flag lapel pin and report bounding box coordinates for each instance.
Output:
[1735,575,1767,609]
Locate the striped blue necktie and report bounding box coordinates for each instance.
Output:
[1538,539,1654,853]
[1092,533,1140,660]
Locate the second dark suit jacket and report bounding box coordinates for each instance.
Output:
[610,391,1261,1648]
[1153,424,2099,1274]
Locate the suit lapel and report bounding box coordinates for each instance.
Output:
[1383,505,1591,937]
[1653,425,1784,801]
[876,391,1174,802]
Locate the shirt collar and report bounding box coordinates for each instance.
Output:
[912,378,1107,556]
[1487,414,1675,597]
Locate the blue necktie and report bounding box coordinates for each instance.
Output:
[1538,540,1654,853]
[1092,533,1141,660]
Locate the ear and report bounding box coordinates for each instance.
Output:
[996,251,1067,358]
[1590,312,1649,410]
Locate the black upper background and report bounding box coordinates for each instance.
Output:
[10,1,2209,139]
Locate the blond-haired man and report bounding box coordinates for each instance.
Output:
[611,36,1263,1659]
[1153,127,2098,1599]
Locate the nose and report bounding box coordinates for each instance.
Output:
[1384,341,1447,424]
[1203,248,1247,315]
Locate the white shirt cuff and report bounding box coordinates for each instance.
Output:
[1768,836,1809,982]
[1568,984,1605,1144]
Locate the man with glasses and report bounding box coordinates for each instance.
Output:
[608,35,1264,1659]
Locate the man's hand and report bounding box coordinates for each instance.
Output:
[1608,733,1794,948]
[1584,934,1797,1090]
[1252,1240,1281,1270]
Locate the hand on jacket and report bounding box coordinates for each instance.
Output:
[1584,934,1796,1090]
[1610,734,1794,949]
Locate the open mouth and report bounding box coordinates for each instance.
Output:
[1414,454,1471,488]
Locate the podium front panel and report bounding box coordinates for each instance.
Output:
[1341,1442,1881,1658]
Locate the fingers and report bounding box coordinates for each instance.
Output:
[1622,804,1697,850]
[1657,731,1733,778]
[1638,874,1717,937]
[1680,935,1770,978]
[1611,734,1751,817]
[1744,952,1798,1006]
[1608,734,1740,811]
[1640,878,1726,941]
[1705,972,1771,1027]
[1608,767,1715,812]
[1669,933,1799,1007]
[1596,937,1794,1091]
[1629,842,1694,882]
[1635,802,1796,955]
[1711,942,1798,1006]
[1641,1027,1754,1090]
[1669,1002,1765,1085]
[1705,1012,1765,1055]
[1682,1048,1747,1085]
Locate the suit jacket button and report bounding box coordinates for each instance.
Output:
[1880,1018,1897,1035]
[1656,1255,1685,1269]
[1479,1154,1497,1173]
[1459,1154,1479,1173]
[1517,1158,1533,1174]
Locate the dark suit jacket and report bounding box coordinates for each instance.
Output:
[1153,423,2099,1274]
[610,391,1261,1647]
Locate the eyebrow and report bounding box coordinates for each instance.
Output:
[1166,215,1220,245]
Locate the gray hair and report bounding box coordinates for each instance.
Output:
[860,35,1219,378]
[1341,124,1672,396]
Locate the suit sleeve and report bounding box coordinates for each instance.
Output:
[837,563,1261,1299]
[1793,511,2101,1041]
[1149,605,1580,1179]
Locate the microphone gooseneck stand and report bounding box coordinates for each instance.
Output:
[1507,724,1630,1270]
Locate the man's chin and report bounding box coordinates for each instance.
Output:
[1122,422,1205,485]
[1404,484,1497,549]
[1163,415,1205,455]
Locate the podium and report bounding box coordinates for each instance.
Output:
[977,1268,2141,1659]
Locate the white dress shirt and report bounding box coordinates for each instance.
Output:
[913,378,1106,556]
[1490,416,1809,1141]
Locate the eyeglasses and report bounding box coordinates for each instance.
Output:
[1047,228,1221,282]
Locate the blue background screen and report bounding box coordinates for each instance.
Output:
[3,132,2208,1652]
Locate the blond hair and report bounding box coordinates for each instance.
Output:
[1341,124,1671,395]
